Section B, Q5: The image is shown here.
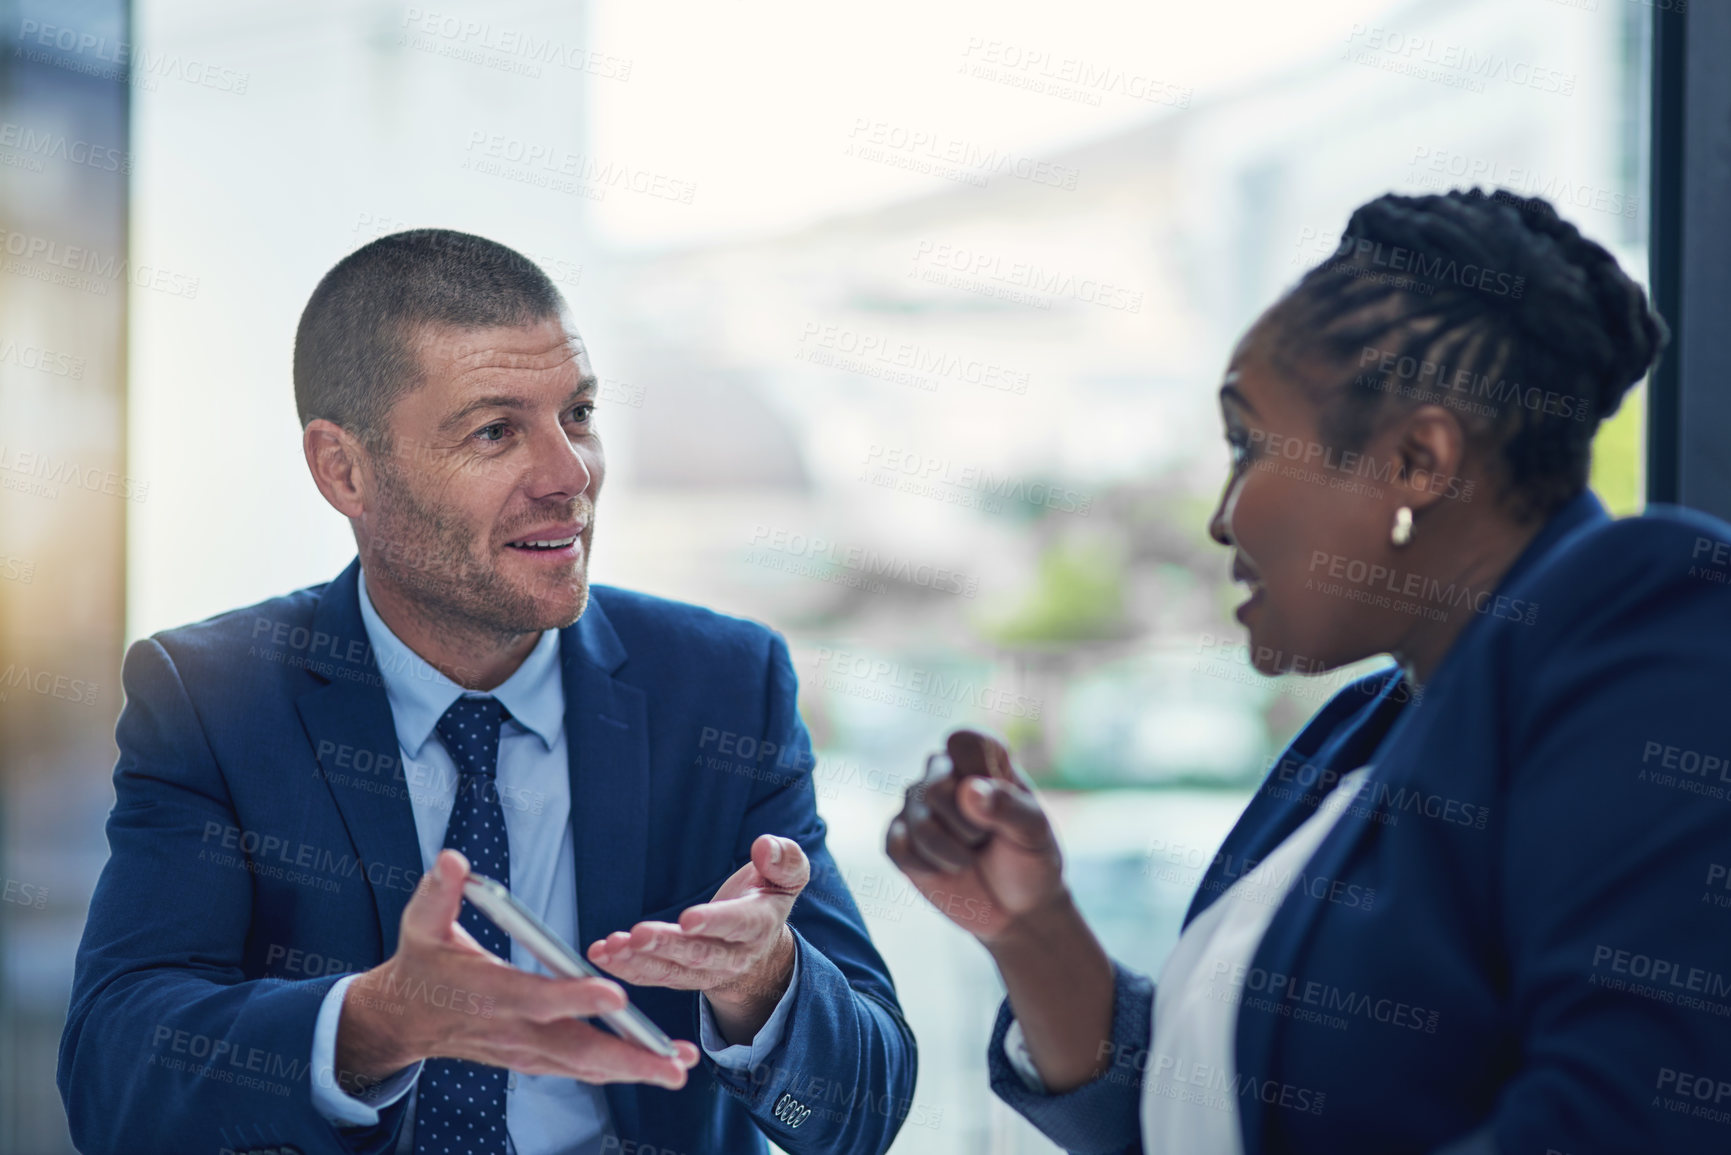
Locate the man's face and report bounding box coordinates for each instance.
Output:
[361,315,604,637]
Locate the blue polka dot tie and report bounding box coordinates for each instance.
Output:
[415,695,512,1155]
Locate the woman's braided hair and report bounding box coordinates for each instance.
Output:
[1264,188,1667,520]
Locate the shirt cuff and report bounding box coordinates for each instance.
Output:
[698,940,801,1070]
[311,973,423,1128]
[1001,1018,1049,1093]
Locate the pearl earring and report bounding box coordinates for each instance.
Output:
[1391,506,1413,547]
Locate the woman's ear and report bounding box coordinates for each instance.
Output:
[1391,404,1467,515]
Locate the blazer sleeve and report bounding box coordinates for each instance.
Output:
[1478,521,1731,1154]
[56,638,407,1155]
[699,632,918,1155]
[985,960,1154,1155]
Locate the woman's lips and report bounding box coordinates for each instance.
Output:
[1234,585,1265,622]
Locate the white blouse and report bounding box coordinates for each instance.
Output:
[1004,767,1372,1154]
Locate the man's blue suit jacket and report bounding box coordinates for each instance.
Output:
[990,491,1731,1154]
[58,560,916,1155]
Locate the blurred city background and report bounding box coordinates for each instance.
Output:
[1,0,1651,1149]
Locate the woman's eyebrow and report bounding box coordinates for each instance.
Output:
[1219,377,1258,417]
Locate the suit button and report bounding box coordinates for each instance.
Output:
[772,1092,811,1128]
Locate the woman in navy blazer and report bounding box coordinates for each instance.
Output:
[888,188,1731,1154]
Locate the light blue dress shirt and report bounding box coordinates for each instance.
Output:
[309,568,799,1155]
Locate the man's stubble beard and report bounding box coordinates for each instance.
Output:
[366,456,592,641]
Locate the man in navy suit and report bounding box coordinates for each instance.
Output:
[57,229,916,1155]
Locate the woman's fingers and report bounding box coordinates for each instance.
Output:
[957,776,1057,853]
[886,815,958,881]
[902,783,980,872]
[918,772,990,848]
[946,728,1016,783]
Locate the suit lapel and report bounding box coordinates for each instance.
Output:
[560,597,653,1144]
[1216,494,1612,1153]
[561,595,650,949]
[1183,673,1405,930]
[295,559,424,958]
[1232,677,1423,1155]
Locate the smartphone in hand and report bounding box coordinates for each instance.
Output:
[461,872,680,1057]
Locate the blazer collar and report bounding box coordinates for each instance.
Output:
[1230,487,1611,1154]
[295,560,648,975]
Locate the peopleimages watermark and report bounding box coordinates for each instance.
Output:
[1342,24,1577,97]
[1296,229,1526,300]
[693,727,926,807]
[461,131,696,205]
[0,443,147,502]
[796,322,1030,396]
[1689,536,1731,588]
[0,118,131,177]
[844,117,1079,190]
[747,525,979,598]
[806,858,990,929]
[0,335,86,380]
[1702,862,1731,911]
[1589,943,1731,1019]
[910,240,1143,313]
[861,445,1090,517]
[1356,344,1589,423]
[148,1027,303,1098]
[1095,1041,1326,1115]
[810,647,1042,721]
[14,19,250,93]
[1405,147,1636,220]
[738,1059,946,1131]
[248,608,490,689]
[1257,752,1486,832]
[1655,1065,1731,1127]
[1210,959,1440,1035]
[1144,836,1377,912]
[352,211,584,292]
[1636,739,1731,803]
[1306,549,1540,626]
[398,8,632,82]
[957,38,1192,110]
[0,227,200,299]
[0,663,100,708]
[2,876,47,909]
[1245,426,1474,503]
[1191,635,1375,705]
[199,820,421,896]
[313,738,548,818]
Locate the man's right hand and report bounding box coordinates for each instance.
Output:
[334,849,700,1096]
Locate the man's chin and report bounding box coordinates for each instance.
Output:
[523,578,589,632]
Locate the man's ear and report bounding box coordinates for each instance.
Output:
[303,419,371,519]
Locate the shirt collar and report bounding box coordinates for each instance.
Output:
[356,566,565,758]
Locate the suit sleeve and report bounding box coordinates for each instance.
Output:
[700,632,918,1155]
[1478,525,1731,1154]
[986,960,1153,1155]
[57,638,408,1155]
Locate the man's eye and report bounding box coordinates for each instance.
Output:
[569,403,595,423]
[475,422,509,443]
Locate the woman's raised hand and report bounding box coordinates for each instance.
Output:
[885,729,1067,944]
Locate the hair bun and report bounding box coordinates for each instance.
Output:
[1492,191,1668,419]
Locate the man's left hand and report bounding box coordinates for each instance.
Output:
[588,834,809,1044]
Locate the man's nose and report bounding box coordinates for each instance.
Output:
[524,423,593,499]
